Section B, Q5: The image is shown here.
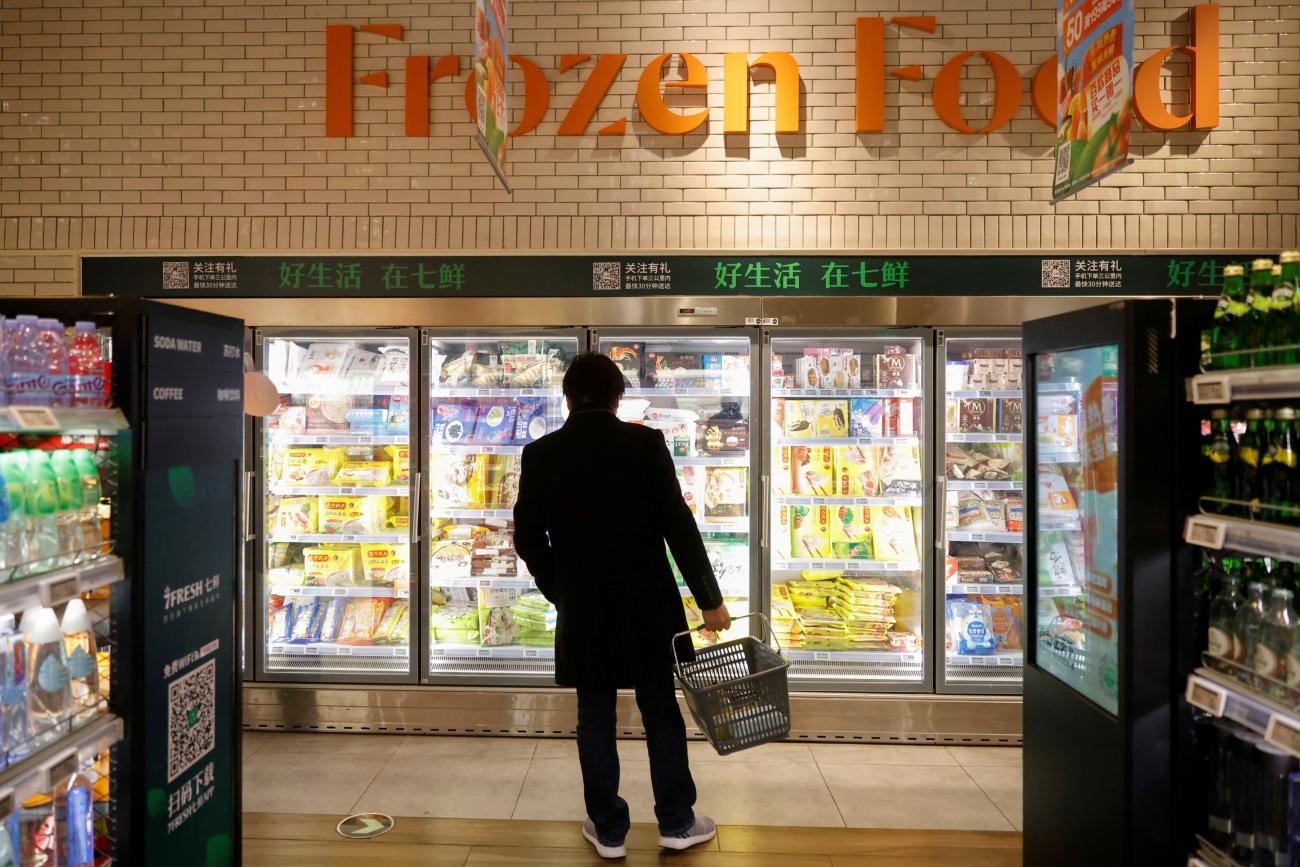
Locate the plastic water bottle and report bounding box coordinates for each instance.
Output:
[1,455,29,581]
[59,600,98,724]
[70,451,101,560]
[5,316,46,406]
[0,615,28,765]
[68,323,104,409]
[37,319,70,408]
[23,608,70,749]
[53,766,94,867]
[48,451,82,565]
[22,453,60,573]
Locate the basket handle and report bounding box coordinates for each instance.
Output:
[672,612,782,671]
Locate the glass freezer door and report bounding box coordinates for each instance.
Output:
[258,332,415,678]
[940,337,1026,689]
[427,334,581,677]
[769,335,926,684]
[597,334,755,648]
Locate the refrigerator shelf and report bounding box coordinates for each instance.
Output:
[775,495,923,507]
[773,388,921,398]
[1040,450,1082,464]
[430,644,555,660]
[946,432,1023,443]
[947,583,1022,595]
[0,405,129,435]
[1039,584,1084,598]
[697,522,749,534]
[268,484,409,497]
[1038,381,1083,393]
[1185,667,1300,760]
[775,559,921,573]
[947,480,1024,491]
[266,432,409,446]
[1188,366,1300,405]
[946,530,1023,543]
[677,584,749,598]
[0,713,123,800]
[948,651,1023,667]
[433,443,525,455]
[946,389,1022,399]
[785,649,923,665]
[269,533,407,544]
[430,387,561,397]
[268,585,407,599]
[271,382,409,397]
[268,642,409,658]
[439,507,513,521]
[433,577,534,590]
[624,387,749,398]
[672,455,747,466]
[773,435,920,447]
[1183,512,1300,562]
[0,555,124,615]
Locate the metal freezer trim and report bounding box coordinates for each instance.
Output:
[242,683,1023,745]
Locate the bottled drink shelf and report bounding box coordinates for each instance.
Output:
[1186,667,1300,759]
[266,432,409,446]
[0,406,128,435]
[1189,366,1300,405]
[268,642,409,658]
[776,495,923,507]
[946,389,1022,399]
[268,485,409,497]
[775,559,921,573]
[0,713,123,799]
[1183,512,1300,561]
[269,533,407,545]
[0,555,124,615]
[774,387,921,398]
[947,582,1023,595]
[946,432,1023,443]
[946,530,1023,544]
[268,584,407,599]
[773,436,920,447]
[947,479,1024,491]
[430,387,561,397]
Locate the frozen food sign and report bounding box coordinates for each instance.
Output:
[323,5,1218,141]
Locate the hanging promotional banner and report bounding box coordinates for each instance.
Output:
[1052,0,1134,200]
[473,0,510,190]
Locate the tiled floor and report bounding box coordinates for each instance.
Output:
[242,732,1023,832]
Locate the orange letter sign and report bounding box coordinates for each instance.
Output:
[856,18,885,133]
[637,53,708,136]
[724,51,800,134]
[1134,3,1219,130]
[558,54,628,136]
[932,51,1022,134]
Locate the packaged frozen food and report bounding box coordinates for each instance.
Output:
[503,353,558,388]
[386,391,411,434]
[273,497,317,535]
[338,598,391,645]
[1039,531,1077,587]
[274,404,308,433]
[607,343,644,386]
[268,604,292,644]
[514,398,550,443]
[381,602,411,645]
[945,444,1018,481]
[792,446,835,496]
[378,347,410,386]
[361,544,409,587]
[869,505,918,562]
[268,542,294,569]
[432,400,477,442]
[997,397,1023,433]
[814,401,849,438]
[958,398,994,433]
[791,504,831,559]
[281,447,342,486]
[988,598,1021,651]
[341,348,381,390]
[676,464,704,517]
[646,351,701,388]
[289,600,321,643]
[948,601,997,654]
[471,544,518,577]
[849,398,884,438]
[373,601,407,644]
[878,445,923,495]
[297,343,350,388]
[438,350,476,386]
[479,587,520,646]
[319,495,389,534]
[1038,393,1079,452]
[473,401,518,444]
[318,598,348,643]
[346,408,388,434]
[700,419,749,454]
[875,347,915,388]
[1038,470,1078,517]
[773,504,793,561]
[704,467,748,520]
[830,505,871,558]
[882,398,917,437]
[332,461,392,487]
[782,401,818,436]
[836,445,879,497]
[431,604,480,643]
[303,546,359,586]
[488,454,521,509]
[305,394,353,431]
[642,408,698,457]
[773,446,795,496]
[432,453,489,507]
[431,537,474,581]
[794,357,824,389]
[386,445,411,483]
[1005,495,1025,532]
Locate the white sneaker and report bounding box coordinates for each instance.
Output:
[582,819,627,859]
[658,815,716,851]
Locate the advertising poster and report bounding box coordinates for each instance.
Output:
[474,0,509,189]
[1053,0,1133,200]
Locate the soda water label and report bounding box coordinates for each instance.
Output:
[66,646,94,680]
[36,655,68,694]
[1272,286,1295,310]
[1255,644,1283,679]
[49,376,73,404]
[1287,652,1300,687]
[1208,627,1232,658]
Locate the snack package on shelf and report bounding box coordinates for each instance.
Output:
[836,445,879,497]
[815,401,849,437]
[432,453,489,508]
[431,601,482,644]
[341,348,381,391]
[703,467,747,520]
[303,546,361,586]
[514,398,551,443]
[430,536,475,582]
[378,346,410,387]
[387,445,411,483]
[830,505,871,558]
[488,455,522,510]
[478,586,520,646]
[386,392,411,434]
[642,407,699,457]
[791,504,831,559]
[511,592,556,646]
[875,346,916,388]
[783,401,817,436]
[700,419,749,454]
[272,497,317,535]
[958,398,995,433]
[996,397,1023,433]
[361,544,408,588]
[773,504,793,561]
[319,495,389,534]
[869,505,918,562]
[473,401,518,444]
[318,598,348,643]
[333,461,392,487]
[945,443,1020,482]
[296,343,350,389]
[288,600,324,644]
[305,395,353,431]
[705,541,749,596]
[878,445,923,495]
[773,446,795,495]
[338,598,392,645]
[268,604,292,644]
[1038,393,1079,452]
[948,601,997,654]
[374,601,410,645]
[792,446,835,496]
[676,464,705,517]
[281,447,343,486]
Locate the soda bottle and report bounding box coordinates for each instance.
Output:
[1264,407,1299,524]
[1209,573,1245,669]
[35,319,70,409]
[1243,259,1277,367]
[69,451,101,560]
[67,323,104,409]
[1210,265,1248,370]
[1272,559,1298,596]
[1236,408,1266,519]
[1282,251,1300,355]
[1206,408,1236,513]
[4,316,45,407]
[1255,587,1296,697]
[1237,581,1269,686]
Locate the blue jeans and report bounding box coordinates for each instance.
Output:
[576,673,697,841]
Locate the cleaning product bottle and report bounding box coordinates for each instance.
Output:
[53,766,94,867]
[59,600,98,723]
[24,608,70,749]
[69,451,102,560]
[22,453,60,572]
[48,451,83,565]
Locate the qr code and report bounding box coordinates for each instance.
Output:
[592,261,622,292]
[161,261,190,290]
[167,659,215,783]
[1053,144,1071,186]
[1041,259,1072,289]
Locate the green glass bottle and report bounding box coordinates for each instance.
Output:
[1269,263,1295,366]
[1206,408,1236,514]
[1243,258,1276,367]
[1236,407,1266,519]
[1210,264,1248,370]
[1266,407,1300,525]
[1282,252,1300,365]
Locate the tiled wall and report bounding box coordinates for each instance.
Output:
[0,0,1296,295]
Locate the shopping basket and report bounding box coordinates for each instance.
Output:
[672,613,791,756]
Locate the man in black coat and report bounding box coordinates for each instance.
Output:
[515,352,731,859]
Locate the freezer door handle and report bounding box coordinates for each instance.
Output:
[935,476,946,550]
[411,471,422,544]
[242,470,256,543]
[760,474,769,550]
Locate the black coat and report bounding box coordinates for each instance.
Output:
[514,408,723,688]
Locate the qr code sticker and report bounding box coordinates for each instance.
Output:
[1041,259,1072,289]
[162,261,190,290]
[1053,144,1071,186]
[167,659,215,783]
[592,262,622,292]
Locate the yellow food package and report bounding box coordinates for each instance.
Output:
[332,460,392,487]
[773,446,795,495]
[281,447,341,486]
[869,505,919,562]
[791,504,831,559]
[792,446,835,496]
[773,503,792,561]
[815,400,849,437]
[432,453,488,508]
[830,505,872,558]
[771,583,798,620]
[272,496,317,535]
[361,544,409,588]
[302,546,359,586]
[318,494,389,534]
[782,400,817,437]
[386,444,411,483]
[388,514,411,532]
[836,445,880,497]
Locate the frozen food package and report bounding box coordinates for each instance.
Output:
[1038,531,1077,587]
[642,414,697,458]
[1037,393,1079,452]
[386,444,411,483]
[700,419,749,454]
[305,394,353,431]
[341,348,381,391]
[514,397,550,443]
[815,401,850,438]
[332,461,392,487]
[430,538,473,581]
[377,347,410,386]
[958,398,995,433]
[274,497,317,535]
[1005,495,1025,532]
[706,541,749,595]
[1038,470,1079,521]
[275,404,308,433]
[346,408,388,434]
[675,464,705,517]
[431,603,481,643]
[319,495,389,534]
[268,542,294,569]
[373,601,406,644]
[338,598,390,645]
[773,446,795,496]
[703,467,748,520]
[607,343,645,387]
[479,587,520,646]
[432,453,488,508]
[875,347,916,388]
[297,343,350,388]
[791,504,831,559]
[318,598,348,643]
[836,445,879,497]
[988,598,1020,651]
[850,398,884,438]
[773,504,793,561]
[289,600,321,644]
[281,447,342,486]
[782,401,817,436]
[878,445,923,495]
[503,352,558,388]
[432,400,478,443]
[949,601,997,654]
[439,350,477,386]
[268,604,292,644]
[471,544,518,578]
[996,397,1023,434]
[303,546,360,586]
[792,446,835,496]
[361,544,409,587]
[386,392,411,434]
[473,401,519,444]
[830,505,871,558]
[869,505,918,562]
[794,356,824,389]
[646,351,701,388]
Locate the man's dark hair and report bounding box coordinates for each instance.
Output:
[563,352,626,409]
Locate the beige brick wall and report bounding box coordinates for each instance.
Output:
[0,0,1297,295]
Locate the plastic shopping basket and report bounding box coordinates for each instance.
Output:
[672,613,791,756]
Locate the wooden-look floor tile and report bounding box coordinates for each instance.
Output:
[243,838,470,867]
[463,846,832,866]
[716,824,1022,856]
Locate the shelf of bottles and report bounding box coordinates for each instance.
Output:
[768,336,924,683]
[599,335,755,656]
[0,314,122,864]
[261,336,414,674]
[941,338,1025,686]
[428,336,580,676]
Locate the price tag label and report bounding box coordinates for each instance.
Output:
[336,646,353,656]
[902,653,921,664]
[334,588,348,596]
[431,648,445,657]
[812,498,827,506]
[1266,713,1300,760]
[1190,376,1231,405]
[814,652,831,661]
[305,646,319,655]
[1184,516,1228,551]
[45,575,81,606]
[339,487,356,495]
[396,587,409,598]
[8,406,59,430]
[1185,676,1228,716]
[524,649,539,658]
[810,562,826,570]
[998,655,1019,666]
[477,649,491,658]
[339,535,357,543]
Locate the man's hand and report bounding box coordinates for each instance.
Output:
[702,603,732,633]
